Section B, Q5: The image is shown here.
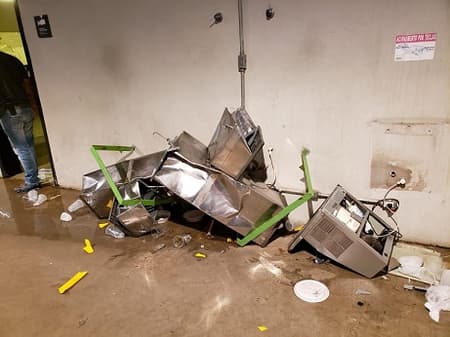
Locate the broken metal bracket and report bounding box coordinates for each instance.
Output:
[90,144,171,207]
[236,149,314,246]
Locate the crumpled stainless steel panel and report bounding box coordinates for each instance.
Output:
[81,110,287,245]
[208,109,266,181]
[172,131,209,166]
[196,172,248,219]
[80,151,168,218]
[80,162,130,218]
[155,152,285,246]
[233,108,257,139]
[116,204,156,236]
[154,156,208,201]
[128,151,167,179]
[208,110,251,178]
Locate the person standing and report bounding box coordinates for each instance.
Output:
[0,51,40,192]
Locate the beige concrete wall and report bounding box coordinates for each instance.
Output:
[18,0,450,246]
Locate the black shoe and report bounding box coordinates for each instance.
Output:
[14,183,42,193]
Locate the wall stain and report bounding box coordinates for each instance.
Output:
[370,153,427,191]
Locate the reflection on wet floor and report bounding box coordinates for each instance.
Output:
[0,176,231,253]
[0,177,94,241]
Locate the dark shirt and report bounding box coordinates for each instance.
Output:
[0,51,29,107]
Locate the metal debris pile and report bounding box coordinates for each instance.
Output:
[78,108,410,283]
[80,109,292,247]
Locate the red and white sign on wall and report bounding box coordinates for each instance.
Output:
[394,32,437,62]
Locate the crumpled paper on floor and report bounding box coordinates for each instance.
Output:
[424,285,450,322]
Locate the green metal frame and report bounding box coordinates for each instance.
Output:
[236,149,314,246]
[90,145,171,207]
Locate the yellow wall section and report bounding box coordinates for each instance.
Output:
[0,32,26,64]
[0,1,26,64]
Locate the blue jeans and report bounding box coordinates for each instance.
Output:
[0,105,39,186]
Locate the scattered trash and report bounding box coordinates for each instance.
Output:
[424,285,450,322]
[357,301,364,306]
[77,318,88,327]
[150,209,171,224]
[355,289,372,295]
[313,256,328,264]
[403,284,428,292]
[0,210,11,218]
[68,199,85,213]
[390,242,444,285]
[38,168,53,183]
[58,271,88,294]
[60,212,73,222]
[33,194,47,207]
[257,326,268,332]
[105,224,125,239]
[106,199,113,209]
[114,204,164,237]
[83,239,94,254]
[226,238,233,243]
[152,243,166,254]
[294,224,304,232]
[49,194,61,200]
[183,209,204,223]
[150,227,164,239]
[98,222,109,229]
[293,279,329,303]
[398,256,423,277]
[194,252,207,259]
[26,189,38,202]
[381,275,389,280]
[173,234,192,248]
[200,244,205,249]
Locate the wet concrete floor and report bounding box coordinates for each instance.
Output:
[0,177,449,337]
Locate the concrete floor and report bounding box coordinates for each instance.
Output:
[0,176,449,337]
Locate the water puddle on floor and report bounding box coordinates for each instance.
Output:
[0,177,230,254]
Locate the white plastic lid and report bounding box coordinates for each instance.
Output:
[293,280,330,303]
